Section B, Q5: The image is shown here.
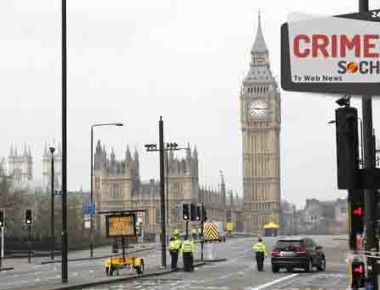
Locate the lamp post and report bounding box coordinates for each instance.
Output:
[166,153,169,236]
[90,122,123,257]
[145,118,189,268]
[61,0,68,282]
[49,146,55,260]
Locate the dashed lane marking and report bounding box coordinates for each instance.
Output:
[247,273,299,290]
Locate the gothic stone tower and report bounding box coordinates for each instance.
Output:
[8,144,33,184]
[93,141,140,236]
[165,146,199,233]
[42,143,62,191]
[240,15,281,233]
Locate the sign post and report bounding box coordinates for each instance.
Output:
[105,213,137,261]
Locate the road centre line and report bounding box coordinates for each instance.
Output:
[248,273,299,290]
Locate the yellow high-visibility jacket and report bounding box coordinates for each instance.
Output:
[168,238,182,251]
[181,239,195,254]
[103,258,111,268]
[252,242,268,254]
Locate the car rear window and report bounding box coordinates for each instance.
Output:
[275,240,303,250]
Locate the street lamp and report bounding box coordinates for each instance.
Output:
[144,119,189,269]
[49,146,55,260]
[90,122,123,257]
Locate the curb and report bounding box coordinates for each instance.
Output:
[202,258,227,263]
[0,267,14,272]
[49,262,205,290]
[40,246,157,265]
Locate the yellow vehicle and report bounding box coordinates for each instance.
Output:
[106,256,145,276]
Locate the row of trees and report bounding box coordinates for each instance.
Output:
[0,173,107,251]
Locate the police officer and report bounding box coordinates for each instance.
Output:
[252,237,268,271]
[181,237,195,272]
[168,231,182,270]
[103,257,111,276]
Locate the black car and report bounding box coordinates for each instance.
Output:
[271,237,326,273]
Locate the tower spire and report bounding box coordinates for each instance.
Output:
[251,10,268,54]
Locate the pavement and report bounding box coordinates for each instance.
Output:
[83,235,352,290]
[0,241,159,290]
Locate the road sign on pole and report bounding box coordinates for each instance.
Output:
[84,220,91,229]
[84,203,95,216]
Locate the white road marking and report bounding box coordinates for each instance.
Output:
[248,274,299,290]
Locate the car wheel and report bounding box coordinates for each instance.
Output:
[305,259,313,272]
[272,264,279,273]
[317,257,326,271]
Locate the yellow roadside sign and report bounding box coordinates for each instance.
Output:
[106,214,136,237]
[226,222,233,231]
[203,222,218,241]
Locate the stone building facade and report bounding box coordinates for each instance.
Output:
[93,140,243,238]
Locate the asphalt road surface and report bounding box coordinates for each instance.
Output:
[0,245,158,290]
[85,235,351,290]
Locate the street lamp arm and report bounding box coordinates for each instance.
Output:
[91,123,123,128]
[163,147,189,151]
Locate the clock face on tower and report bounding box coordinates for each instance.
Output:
[248,100,268,118]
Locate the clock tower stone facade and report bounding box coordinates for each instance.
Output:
[240,15,281,233]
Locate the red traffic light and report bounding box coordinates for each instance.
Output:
[353,263,364,274]
[352,206,363,216]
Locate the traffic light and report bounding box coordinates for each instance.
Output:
[335,107,359,189]
[350,260,365,288]
[182,203,190,220]
[196,204,202,221]
[25,209,32,225]
[349,202,364,250]
[190,203,197,221]
[202,205,207,221]
[0,210,4,227]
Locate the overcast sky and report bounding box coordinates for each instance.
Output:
[1,0,379,208]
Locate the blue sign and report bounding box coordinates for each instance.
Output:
[85,203,95,215]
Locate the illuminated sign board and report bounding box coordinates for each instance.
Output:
[106,214,136,237]
[281,10,380,94]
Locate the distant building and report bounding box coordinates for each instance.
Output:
[42,143,62,191]
[279,200,297,235]
[301,198,348,234]
[8,144,33,184]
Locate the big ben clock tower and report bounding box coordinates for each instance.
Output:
[240,15,281,233]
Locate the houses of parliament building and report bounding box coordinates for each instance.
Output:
[94,141,243,237]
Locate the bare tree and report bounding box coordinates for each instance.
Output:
[0,173,29,240]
